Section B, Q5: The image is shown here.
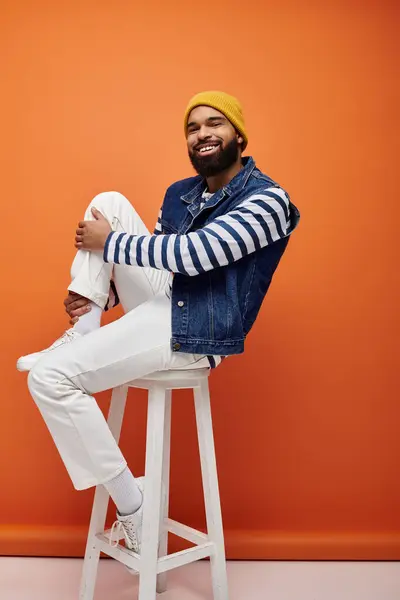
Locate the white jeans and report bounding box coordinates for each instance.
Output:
[27,192,214,490]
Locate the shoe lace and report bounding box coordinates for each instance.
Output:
[47,330,76,351]
[109,519,138,550]
[64,329,78,341]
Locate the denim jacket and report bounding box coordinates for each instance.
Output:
[158,157,300,356]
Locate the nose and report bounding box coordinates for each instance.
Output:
[197,125,212,140]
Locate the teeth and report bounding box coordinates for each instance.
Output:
[199,146,217,153]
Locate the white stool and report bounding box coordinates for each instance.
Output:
[79,368,229,600]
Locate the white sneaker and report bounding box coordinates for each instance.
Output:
[109,477,145,554]
[16,328,82,372]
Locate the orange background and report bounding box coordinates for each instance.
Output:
[0,1,398,559]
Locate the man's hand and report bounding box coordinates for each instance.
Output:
[75,207,112,251]
[64,292,91,325]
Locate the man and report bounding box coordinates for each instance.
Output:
[17,91,300,553]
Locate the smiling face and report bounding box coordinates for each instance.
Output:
[186,106,243,177]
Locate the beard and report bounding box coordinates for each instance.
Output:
[189,137,240,178]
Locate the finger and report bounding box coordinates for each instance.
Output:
[71,305,91,318]
[67,298,90,313]
[64,297,79,308]
[92,207,106,220]
[75,242,84,249]
[75,235,84,243]
[69,317,79,326]
[64,294,79,307]
[78,221,87,229]
[76,228,85,235]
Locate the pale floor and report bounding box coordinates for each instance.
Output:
[0,557,399,600]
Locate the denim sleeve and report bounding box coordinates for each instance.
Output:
[153,207,163,235]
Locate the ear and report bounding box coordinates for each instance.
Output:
[237,134,244,151]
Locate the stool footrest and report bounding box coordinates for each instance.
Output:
[157,542,214,574]
[102,519,208,546]
[94,531,214,575]
[95,533,140,571]
[166,518,208,545]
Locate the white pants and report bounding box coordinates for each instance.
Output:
[27,192,215,490]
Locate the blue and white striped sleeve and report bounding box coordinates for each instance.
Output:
[103,187,290,276]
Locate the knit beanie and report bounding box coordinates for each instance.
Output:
[184,91,248,150]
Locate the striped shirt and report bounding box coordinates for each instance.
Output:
[104,187,290,276]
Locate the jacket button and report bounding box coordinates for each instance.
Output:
[177,301,184,307]
[173,342,181,351]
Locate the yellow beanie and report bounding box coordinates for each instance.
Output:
[184,91,248,150]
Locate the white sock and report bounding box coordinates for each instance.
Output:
[104,467,143,516]
[72,302,102,335]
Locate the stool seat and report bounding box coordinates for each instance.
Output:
[79,367,229,600]
[129,367,210,381]
[126,367,210,389]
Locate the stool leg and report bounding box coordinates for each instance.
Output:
[79,386,128,600]
[157,389,172,594]
[139,385,166,600]
[194,380,229,600]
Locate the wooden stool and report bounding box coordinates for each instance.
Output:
[79,368,229,600]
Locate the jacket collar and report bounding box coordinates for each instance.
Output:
[181,157,256,204]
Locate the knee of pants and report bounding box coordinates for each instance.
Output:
[86,191,136,231]
[89,191,131,214]
[27,358,70,406]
